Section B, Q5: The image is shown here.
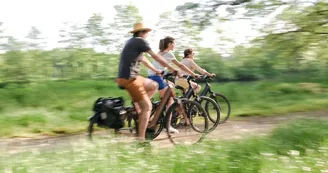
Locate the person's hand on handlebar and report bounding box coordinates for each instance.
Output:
[192,73,201,79]
[167,66,178,74]
[176,70,183,78]
[155,69,163,76]
[210,73,216,78]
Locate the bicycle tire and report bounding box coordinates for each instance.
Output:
[166,99,208,145]
[146,101,165,140]
[200,96,220,132]
[87,112,100,140]
[210,93,231,123]
[127,115,138,135]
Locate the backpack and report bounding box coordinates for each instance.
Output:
[91,97,126,129]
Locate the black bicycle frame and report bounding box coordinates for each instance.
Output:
[182,76,213,99]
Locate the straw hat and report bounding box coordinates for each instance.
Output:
[129,22,152,33]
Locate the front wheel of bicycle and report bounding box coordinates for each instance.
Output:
[210,93,231,124]
[200,96,220,132]
[166,99,208,145]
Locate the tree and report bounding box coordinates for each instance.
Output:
[154,11,202,55]
[2,50,28,81]
[107,3,143,53]
[253,1,328,71]
[85,13,108,48]
[58,22,87,49]
[0,22,5,51]
[175,0,252,30]
[25,26,46,50]
[2,36,24,51]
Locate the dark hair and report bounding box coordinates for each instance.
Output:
[159,36,175,52]
[133,30,148,37]
[184,48,194,58]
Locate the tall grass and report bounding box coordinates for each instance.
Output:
[1,119,328,173]
[0,79,327,137]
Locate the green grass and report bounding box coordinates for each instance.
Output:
[0,79,328,137]
[207,80,328,117]
[1,119,328,173]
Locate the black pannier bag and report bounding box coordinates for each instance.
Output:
[90,97,126,129]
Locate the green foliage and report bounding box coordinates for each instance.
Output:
[86,13,108,47]
[0,79,327,137]
[1,1,327,83]
[2,51,29,82]
[0,48,120,83]
[196,47,234,80]
[25,26,45,50]
[108,4,143,52]
[154,10,202,53]
[0,22,5,50]
[58,23,87,48]
[269,119,328,155]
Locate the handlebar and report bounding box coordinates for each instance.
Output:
[201,75,212,80]
[182,75,195,82]
[162,71,178,79]
[182,74,212,80]
[163,72,215,83]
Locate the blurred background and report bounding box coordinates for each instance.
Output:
[0,0,328,172]
[0,0,327,82]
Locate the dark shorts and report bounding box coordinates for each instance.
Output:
[148,75,167,90]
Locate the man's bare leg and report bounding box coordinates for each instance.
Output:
[137,98,152,141]
[191,81,201,94]
[133,79,158,114]
[144,78,158,98]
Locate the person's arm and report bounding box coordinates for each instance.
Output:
[147,50,177,73]
[140,56,162,75]
[171,59,198,77]
[189,60,213,76]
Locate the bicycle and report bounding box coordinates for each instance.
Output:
[143,72,210,145]
[175,75,231,124]
[88,73,210,145]
[170,75,220,132]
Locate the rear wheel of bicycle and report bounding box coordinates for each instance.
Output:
[145,101,165,140]
[211,93,231,123]
[127,114,138,135]
[88,119,96,140]
[88,112,100,140]
[166,99,208,145]
[200,96,220,132]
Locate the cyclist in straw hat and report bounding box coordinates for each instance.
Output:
[116,22,179,142]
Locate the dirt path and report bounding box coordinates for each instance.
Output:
[1,110,327,153]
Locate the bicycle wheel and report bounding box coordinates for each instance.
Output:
[200,96,220,132]
[166,99,208,145]
[210,93,231,123]
[88,118,96,140]
[146,101,165,140]
[88,112,102,140]
[170,110,182,128]
[127,114,138,135]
